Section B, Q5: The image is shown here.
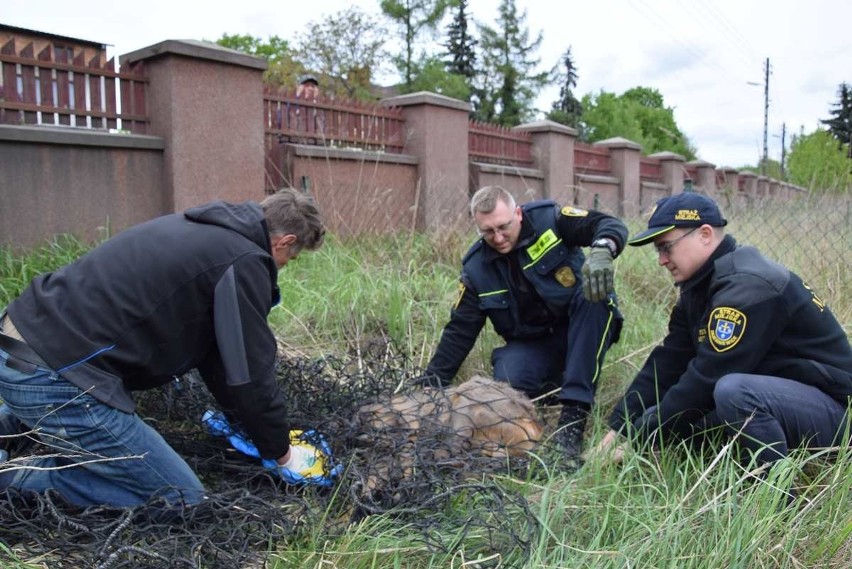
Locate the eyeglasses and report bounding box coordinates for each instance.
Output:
[477,218,514,239]
[654,227,699,256]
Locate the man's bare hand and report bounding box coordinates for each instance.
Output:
[583,428,626,465]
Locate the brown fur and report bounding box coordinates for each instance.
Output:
[352,376,543,510]
[356,375,543,459]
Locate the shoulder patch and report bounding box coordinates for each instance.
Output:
[561,206,589,217]
[453,281,466,310]
[707,307,747,352]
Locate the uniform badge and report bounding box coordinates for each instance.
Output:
[707,306,747,352]
[453,282,466,310]
[561,206,589,217]
[555,266,576,287]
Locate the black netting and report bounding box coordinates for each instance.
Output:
[0,349,550,568]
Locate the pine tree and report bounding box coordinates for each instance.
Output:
[546,47,582,129]
[820,82,852,159]
[444,0,477,80]
[473,0,547,126]
[381,0,452,88]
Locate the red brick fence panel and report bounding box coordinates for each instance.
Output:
[263,86,406,191]
[0,39,148,133]
[574,142,611,175]
[468,120,534,168]
[639,156,662,183]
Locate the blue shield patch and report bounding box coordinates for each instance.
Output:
[707,307,747,353]
[715,319,735,341]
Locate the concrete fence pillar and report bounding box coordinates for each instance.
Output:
[514,120,577,205]
[739,171,758,198]
[718,167,739,192]
[383,92,471,231]
[593,137,642,216]
[122,40,267,212]
[769,179,781,197]
[687,159,717,194]
[756,175,770,198]
[649,151,686,194]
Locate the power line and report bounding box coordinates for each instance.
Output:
[622,0,730,76]
[684,0,761,67]
[621,0,763,90]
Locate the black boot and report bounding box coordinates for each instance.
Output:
[556,402,589,466]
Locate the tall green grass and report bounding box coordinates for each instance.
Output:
[0,235,91,307]
[1,199,850,568]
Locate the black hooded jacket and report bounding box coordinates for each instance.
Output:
[8,201,291,459]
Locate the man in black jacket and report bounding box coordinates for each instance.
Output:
[0,188,328,507]
[423,186,628,462]
[588,192,852,469]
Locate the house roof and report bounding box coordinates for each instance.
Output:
[0,23,109,50]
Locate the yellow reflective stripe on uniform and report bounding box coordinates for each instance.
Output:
[524,229,561,269]
[478,289,509,297]
[592,298,616,383]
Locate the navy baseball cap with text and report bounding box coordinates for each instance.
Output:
[628,192,727,246]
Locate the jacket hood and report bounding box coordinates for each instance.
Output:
[184,201,270,252]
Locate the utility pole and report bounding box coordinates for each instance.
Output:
[780,122,786,180]
[761,57,770,175]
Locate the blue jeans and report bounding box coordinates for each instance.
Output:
[491,294,621,404]
[0,346,205,507]
[634,373,851,466]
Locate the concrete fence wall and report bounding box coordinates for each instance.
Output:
[0,126,166,247]
[0,39,805,250]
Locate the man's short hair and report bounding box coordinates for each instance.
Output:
[470,186,516,217]
[261,188,326,253]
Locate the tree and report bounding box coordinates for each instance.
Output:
[820,82,852,159]
[404,55,471,99]
[739,159,783,180]
[295,7,388,100]
[380,0,453,89]
[214,34,300,87]
[444,0,477,80]
[580,87,696,159]
[215,34,289,64]
[787,128,852,193]
[546,47,582,129]
[473,0,548,126]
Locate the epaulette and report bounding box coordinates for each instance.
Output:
[461,239,484,264]
[522,199,557,212]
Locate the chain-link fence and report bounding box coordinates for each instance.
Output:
[616,190,852,334]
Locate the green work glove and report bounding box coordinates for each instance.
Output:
[582,246,614,303]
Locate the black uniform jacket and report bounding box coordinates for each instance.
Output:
[427,200,627,382]
[609,235,852,433]
[8,201,292,459]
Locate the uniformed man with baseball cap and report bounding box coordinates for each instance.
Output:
[588,191,852,471]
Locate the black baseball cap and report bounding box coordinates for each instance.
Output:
[628,192,728,246]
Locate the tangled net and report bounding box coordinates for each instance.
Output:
[0,347,558,568]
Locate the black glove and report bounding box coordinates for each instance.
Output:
[582,246,614,303]
[412,372,451,388]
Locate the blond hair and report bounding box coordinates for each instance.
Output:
[470,186,516,217]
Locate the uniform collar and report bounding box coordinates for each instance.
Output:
[678,234,737,292]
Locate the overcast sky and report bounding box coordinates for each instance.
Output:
[3,0,849,168]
